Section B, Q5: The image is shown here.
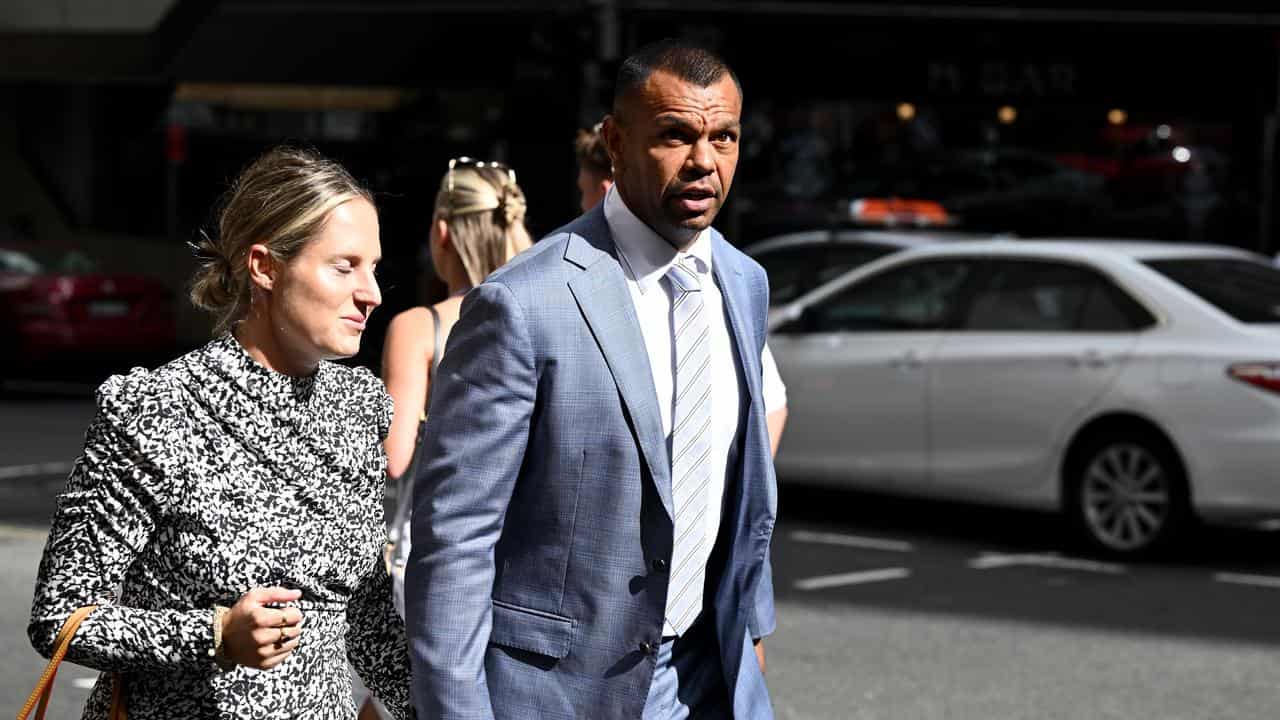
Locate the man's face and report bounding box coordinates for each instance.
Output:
[604,70,741,248]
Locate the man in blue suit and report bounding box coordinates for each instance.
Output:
[406,39,777,720]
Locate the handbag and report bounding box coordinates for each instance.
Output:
[18,605,126,720]
[384,305,444,576]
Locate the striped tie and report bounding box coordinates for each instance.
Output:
[666,255,712,636]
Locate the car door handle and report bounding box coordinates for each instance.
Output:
[1069,350,1109,370]
[890,350,925,369]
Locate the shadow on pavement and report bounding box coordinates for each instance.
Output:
[775,482,1280,647]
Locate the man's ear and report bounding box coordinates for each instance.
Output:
[246,243,276,292]
[601,114,623,171]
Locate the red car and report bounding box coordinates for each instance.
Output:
[1,246,176,374]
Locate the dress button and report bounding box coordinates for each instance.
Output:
[651,558,668,572]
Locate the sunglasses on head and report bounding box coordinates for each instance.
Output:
[447,156,517,195]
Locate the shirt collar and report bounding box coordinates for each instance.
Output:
[603,185,713,295]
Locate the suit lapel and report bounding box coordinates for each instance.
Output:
[565,218,675,522]
[712,234,763,409]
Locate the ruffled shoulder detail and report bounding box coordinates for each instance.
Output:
[327,363,394,441]
[94,364,186,437]
[82,363,190,509]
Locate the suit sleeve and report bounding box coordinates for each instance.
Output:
[405,281,535,720]
[750,270,778,641]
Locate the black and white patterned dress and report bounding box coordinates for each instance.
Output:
[28,333,413,719]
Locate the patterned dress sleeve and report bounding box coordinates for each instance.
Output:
[347,552,413,719]
[27,370,214,672]
[346,377,413,718]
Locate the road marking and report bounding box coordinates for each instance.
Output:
[790,530,914,553]
[968,552,1126,575]
[794,567,911,591]
[0,461,74,481]
[72,678,97,689]
[1214,572,1280,589]
[0,523,49,541]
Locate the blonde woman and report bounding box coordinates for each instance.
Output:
[28,147,412,719]
[380,157,533,610]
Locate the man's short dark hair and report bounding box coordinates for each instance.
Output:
[612,38,741,116]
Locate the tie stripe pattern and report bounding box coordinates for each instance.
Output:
[666,255,712,635]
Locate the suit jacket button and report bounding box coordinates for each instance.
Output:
[652,558,668,572]
[639,641,657,655]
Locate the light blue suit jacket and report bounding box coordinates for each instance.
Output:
[405,205,777,719]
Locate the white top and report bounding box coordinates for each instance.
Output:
[604,186,784,635]
[761,343,786,414]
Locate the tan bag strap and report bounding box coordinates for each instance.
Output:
[18,605,126,720]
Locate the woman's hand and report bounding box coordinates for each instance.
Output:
[219,586,305,670]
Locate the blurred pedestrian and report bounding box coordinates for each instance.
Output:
[380,157,532,613]
[575,122,614,213]
[356,156,531,719]
[406,39,777,719]
[1178,158,1219,242]
[26,146,413,719]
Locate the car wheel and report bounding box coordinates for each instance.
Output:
[1066,432,1189,556]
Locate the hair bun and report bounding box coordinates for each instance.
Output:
[498,184,526,227]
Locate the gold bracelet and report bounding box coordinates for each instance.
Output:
[210,605,231,665]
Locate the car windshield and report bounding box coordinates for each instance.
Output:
[0,248,98,275]
[1144,257,1280,323]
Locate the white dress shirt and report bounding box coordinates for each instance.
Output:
[604,186,783,635]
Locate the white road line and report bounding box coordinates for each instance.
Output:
[0,523,49,540]
[1214,572,1280,589]
[968,552,1126,575]
[72,678,97,689]
[794,567,911,591]
[0,461,74,481]
[790,530,914,553]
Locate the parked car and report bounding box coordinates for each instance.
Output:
[0,246,176,376]
[746,224,1000,306]
[768,238,1280,555]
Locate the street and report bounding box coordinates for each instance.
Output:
[3,395,1280,718]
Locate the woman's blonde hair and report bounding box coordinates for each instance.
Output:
[189,146,373,336]
[432,162,532,287]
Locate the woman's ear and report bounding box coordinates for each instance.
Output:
[246,244,276,292]
[434,218,451,251]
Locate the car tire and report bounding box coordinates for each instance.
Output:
[1065,430,1190,557]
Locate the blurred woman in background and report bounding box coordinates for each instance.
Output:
[382,157,532,603]
[355,158,530,718]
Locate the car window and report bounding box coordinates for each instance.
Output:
[1145,258,1280,324]
[814,244,897,286]
[1077,279,1157,331]
[755,247,819,306]
[963,260,1152,332]
[806,259,974,332]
